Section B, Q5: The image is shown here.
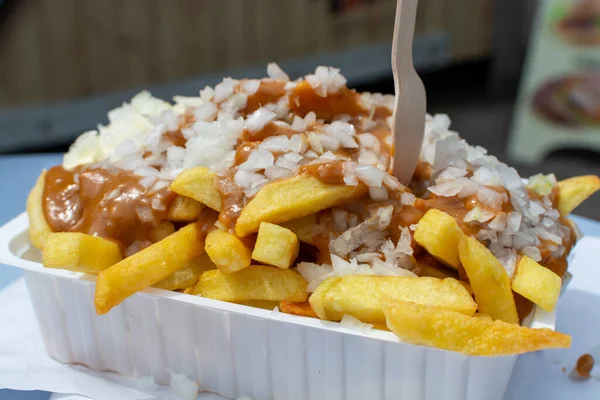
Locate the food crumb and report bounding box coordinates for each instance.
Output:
[569,353,595,380]
[562,367,566,373]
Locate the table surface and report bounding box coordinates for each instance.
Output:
[1,153,599,400]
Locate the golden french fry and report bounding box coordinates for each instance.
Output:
[95,223,205,314]
[252,222,299,269]
[281,214,317,244]
[149,221,176,242]
[43,232,123,274]
[474,313,493,320]
[27,171,52,249]
[382,298,571,356]
[153,253,216,291]
[170,167,222,211]
[235,174,367,237]
[414,209,461,269]
[192,266,308,302]
[309,275,477,323]
[205,229,252,273]
[511,256,561,312]
[167,196,203,222]
[279,301,318,318]
[556,175,600,216]
[418,263,459,280]
[458,234,519,324]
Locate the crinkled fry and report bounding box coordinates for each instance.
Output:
[235,174,367,237]
[252,222,300,269]
[192,266,308,303]
[309,275,477,323]
[170,167,222,211]
[205,229,252,274]
[279,301,318,318]
[556,175,600,216]
[511,256,561,312]
[167,195,204,222]
[281,215,317,244]
[43,232,123,274]
[153,253,216,291]
[382,298,571,356]
[27,171,52,249]
[458,234,519,324]
[95,223,205,314]
[414,209,461,269]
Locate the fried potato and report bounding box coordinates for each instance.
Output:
[279,301,318,318]
[205,229,252,273]
[167,195,203,222]
[418,263,459,280]
[149,221,176,242]
[309,275,477,323]
[252,222,300,269]
[511,256,561,312]
[382,299,571,356]
[281,214,317,244]
[43,232,123,274]
[556,175,600,216]
[27,171,52,249]
[192,266,308,302]
[95,223,205,314]
[235,174,367,237]
[169,167,222,211]
[414,209,461,269]
[153,253,216,291]
[458,235,519,324]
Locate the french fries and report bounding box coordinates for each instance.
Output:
[281,215,317,244]
[191,266,308,303]
[149,221,176,242]
[414,209,461,269]
[170,167,222,211]
[382,298,571,356]
[309,275,477,323]
[556,175,600,216]
[153,253,216,291]
[235,174,367,237]
[252,222,300,269]
[418,263,459,280]
[43,232,123,274]
[511,256,561,312]
[167,196,203,222]
[205,229,253,274]
[458,235,519,324]
[279,301,318,318]
[27,171,52,249]
[95,223,205,314]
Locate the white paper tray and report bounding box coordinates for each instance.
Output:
[0,212,558,400]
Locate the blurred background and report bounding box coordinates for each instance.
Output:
[0,0,598,218]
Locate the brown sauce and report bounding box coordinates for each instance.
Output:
[242,121,296,142]
[214,174,249,231]
[300,161,346,185]
[164,130,187,147]
[289,81,366,120]
[244,81,287,114]
[575,354,595,378]
[43,165,176,250]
